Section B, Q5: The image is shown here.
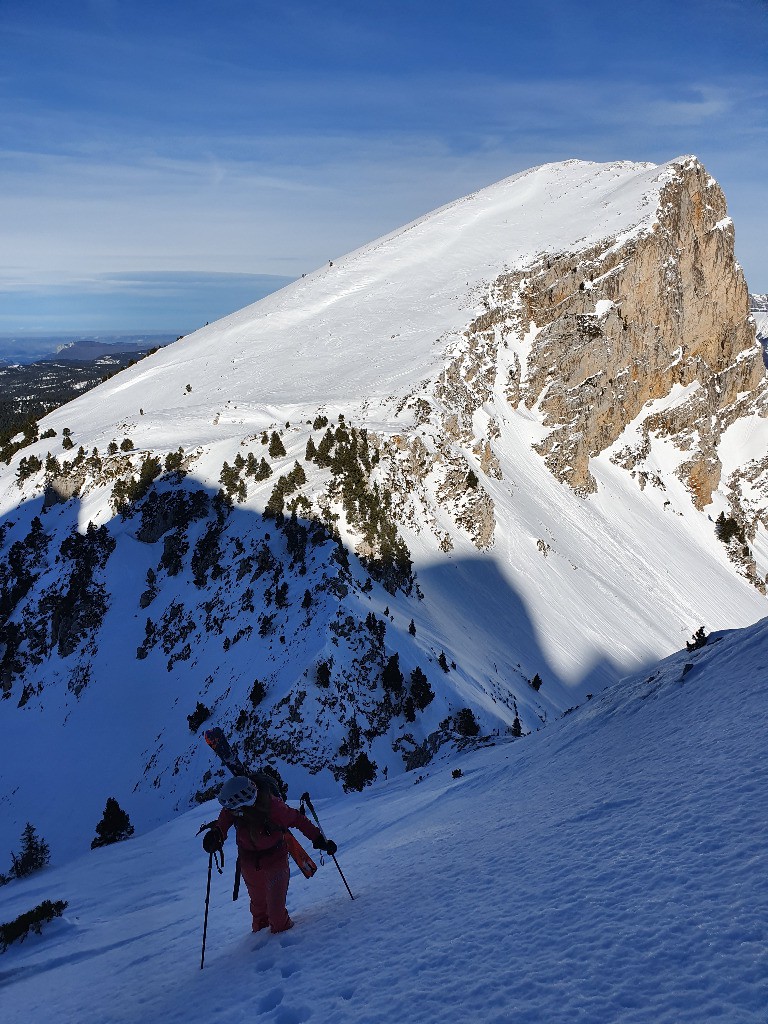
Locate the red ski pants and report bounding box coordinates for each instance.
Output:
[240,855,292,933]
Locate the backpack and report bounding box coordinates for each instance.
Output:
[251,767,287,801]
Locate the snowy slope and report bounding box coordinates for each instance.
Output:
[30,158,664,444]
[1,617,766,1024]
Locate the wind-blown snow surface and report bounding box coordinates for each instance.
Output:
[2,619,766,1024]
[37,158,665,440]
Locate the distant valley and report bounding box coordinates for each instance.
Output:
[0,337,175,445]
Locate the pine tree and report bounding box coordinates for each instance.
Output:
[315,428,335,467]
[455,707,480,737]
[343,752,377,792]
[715,512,742,544]
[91,798,135,849]
[249,679,267,705]
[382,653,404,694]
[408,619,416,636]
[686,627,708,652]
[268,431,286,458]
[10,823,51,878]
[289,460,307,486]
[255,457,272,481]
[164,447,185,474]
[410,666,434,710]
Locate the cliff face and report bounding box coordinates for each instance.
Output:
[379,157,766,584]
[513,159,763,501]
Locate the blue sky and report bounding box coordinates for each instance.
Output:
[1,0,766,341]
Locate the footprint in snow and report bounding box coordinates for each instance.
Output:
[258,987,284,1013]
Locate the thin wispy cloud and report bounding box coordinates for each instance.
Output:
[0,0,765,338]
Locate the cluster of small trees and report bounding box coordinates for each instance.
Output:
[380,654,436,722]
[187,700,212,732]
[343,752,377,792]
[714,511,743,544]
[0,803,135,873]
[111,454,162,513]
[265,462,307,519]
[0,899,68,952]
[304,420,414,594]
[41,523,116,660]
[686,626,708,652]
[1,416,40,465]
[219,450,273,503]
[0,803,134,866]
[16,453,43,483]
[0,517,51,685]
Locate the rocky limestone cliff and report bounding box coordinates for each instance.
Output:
[511,158,764,501]
[371,158,766,586]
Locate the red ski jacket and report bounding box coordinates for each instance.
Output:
[214,796,322,869]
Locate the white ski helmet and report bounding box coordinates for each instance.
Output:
[218,776,258,810]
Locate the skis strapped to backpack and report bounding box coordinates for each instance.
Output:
[204,726,248,776]
[203,727,317,879]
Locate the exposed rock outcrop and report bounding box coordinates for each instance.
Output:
[373,158,766,580]
[509,158,764,499]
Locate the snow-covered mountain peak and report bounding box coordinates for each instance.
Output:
[42,157,681,448]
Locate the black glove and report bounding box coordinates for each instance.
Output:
[202,826,223,854]
[313,836,337,856]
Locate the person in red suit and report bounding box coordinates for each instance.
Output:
[202,776,337,933]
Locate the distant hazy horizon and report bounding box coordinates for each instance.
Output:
[0,271,296,346]
[0,331,179,365]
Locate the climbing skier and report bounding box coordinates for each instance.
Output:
[202,776,337,934]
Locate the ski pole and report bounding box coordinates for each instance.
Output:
[197,824,224,970]
[200,851,214,970]
[300,791,355,900]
